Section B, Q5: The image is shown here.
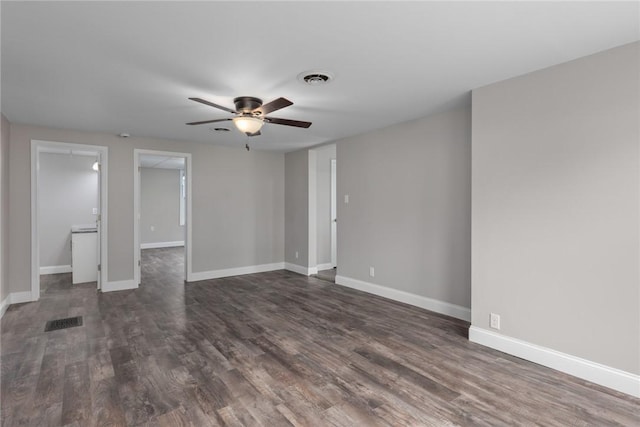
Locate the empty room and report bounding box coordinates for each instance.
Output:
[0,1,638,426]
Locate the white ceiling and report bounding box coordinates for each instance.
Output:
[2,1,638,152]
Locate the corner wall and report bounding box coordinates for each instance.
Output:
[471,42,639,389]
[284,149,309,273]
[335,108,471,320]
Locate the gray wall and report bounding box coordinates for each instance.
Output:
[8,124,285,290]
[192,147,284,271]
[284,149,309,267]
[0,114,9,303]
[38,153,98,267]
[336,108,471,307]
[315,144,336,266]
[472,42,639,374]
[140,167,184,245]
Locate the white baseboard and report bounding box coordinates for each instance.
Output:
[140,241,184,249]
[189,262,285,282]
[0,291,36,318]
[335,275,471,322]
[10,291,34,304]
[284,262,318,276]
[40,265,72,275]
[102,279,138,292]
[469,326,640,398]
[316,263,334,271]
[0,295,9,318]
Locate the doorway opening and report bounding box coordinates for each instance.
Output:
[309,144,337,282]
[31,140,108,300]
[133,150,192,286]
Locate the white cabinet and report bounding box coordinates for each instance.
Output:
[71,225,97,284]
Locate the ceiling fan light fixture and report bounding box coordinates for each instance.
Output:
[232,116,263,134]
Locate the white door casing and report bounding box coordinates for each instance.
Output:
[330,158,337,268]
[133,149,193,286]
[30,140,108,300]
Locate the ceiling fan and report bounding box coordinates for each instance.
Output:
[186,96,312,136]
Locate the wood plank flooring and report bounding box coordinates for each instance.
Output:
[1,247,638,426]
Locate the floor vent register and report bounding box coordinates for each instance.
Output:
[44,316,83,332]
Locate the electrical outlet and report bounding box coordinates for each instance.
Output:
[369,266,375,277]
[490,313,501,330]
[295,251,299,259]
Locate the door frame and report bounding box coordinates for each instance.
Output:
[30,139,108,301]
[330,158,337,268]
[133,149,192,285]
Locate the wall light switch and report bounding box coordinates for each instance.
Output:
[92,208,98,215]
[344,194,349,204]
[295,251,299,259]
[369,266,375,277]
[150,225,155,232]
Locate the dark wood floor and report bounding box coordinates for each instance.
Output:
[1,248,638,426]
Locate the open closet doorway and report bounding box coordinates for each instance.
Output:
[133,150,192,287]
[31,140,108,301]
[310,144,337,283]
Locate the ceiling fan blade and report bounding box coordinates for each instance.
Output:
[186,118,232,126]
[189,97,237,114]
[255,97,293,115]
[246,131,262,137]
[265,117,312,128]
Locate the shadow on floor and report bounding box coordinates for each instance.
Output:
[313,267,336,283]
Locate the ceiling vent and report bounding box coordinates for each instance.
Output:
[298,70,334,86]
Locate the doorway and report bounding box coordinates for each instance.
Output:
[133,149,192,286]
[31,140,108,300]
[309,144,337,281]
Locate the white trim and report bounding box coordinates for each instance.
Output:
[102,279,138,293]
[9,291,33,304]
[1,291,37,318]
[39,265,72,275]
[189,262,285,282]
[335,275,471,322]
[285,262,317,276]
[140,241,185,249]
[316,263,333,271]
[134,150,192,287]
[31,140,108,300]
[469,326,640,398]
[330,158,337,268]
[0,295,9,318]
